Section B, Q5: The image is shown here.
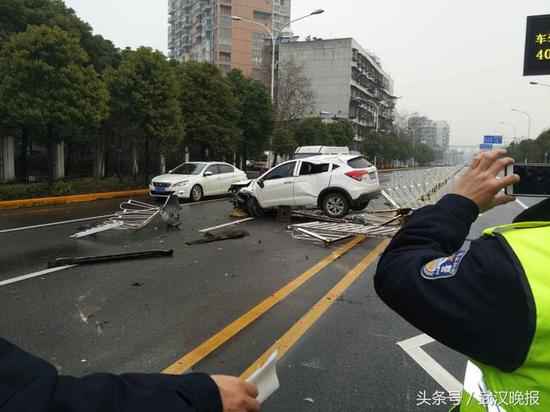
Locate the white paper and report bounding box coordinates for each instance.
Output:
[246,350,280,404]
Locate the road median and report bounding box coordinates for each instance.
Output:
[0,189,149,210]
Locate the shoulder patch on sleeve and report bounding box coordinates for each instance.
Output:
[421,251,467,280]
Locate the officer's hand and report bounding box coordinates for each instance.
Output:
[452,149,520,213]
[211,375,260,412]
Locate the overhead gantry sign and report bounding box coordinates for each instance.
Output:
[524,14,550,76]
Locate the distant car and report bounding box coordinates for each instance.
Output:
[231,155,381,218]
[150,162,247,202]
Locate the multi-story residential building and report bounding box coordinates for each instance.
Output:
[408,116,437,147]
[408,117,451,151]
[274,38,396,143]
[168,0,290,76]
[435,120,450,151]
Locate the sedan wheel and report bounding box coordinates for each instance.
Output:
[190,185,203,202]
[323,193,350,218]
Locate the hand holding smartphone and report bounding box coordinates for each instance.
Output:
[505,164,550,197]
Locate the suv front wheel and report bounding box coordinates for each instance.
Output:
[322,192,350,218]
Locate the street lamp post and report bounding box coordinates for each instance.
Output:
[500,121,517,140]
[231,9,324,100]
[231,9,324,166]
[510,108,532,140]
[529,81,550,88]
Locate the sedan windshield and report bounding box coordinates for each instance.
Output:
[170,163,206,175]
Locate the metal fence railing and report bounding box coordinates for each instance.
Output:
[368,166,464,211]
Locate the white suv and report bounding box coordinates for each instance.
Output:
[233,155,381,218]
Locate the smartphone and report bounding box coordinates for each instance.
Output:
[505,164,550,197]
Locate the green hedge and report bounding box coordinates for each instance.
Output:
[0,177,149,201]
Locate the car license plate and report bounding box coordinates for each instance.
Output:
[157,187,165,193]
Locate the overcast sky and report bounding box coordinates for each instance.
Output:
[64,0,549,146]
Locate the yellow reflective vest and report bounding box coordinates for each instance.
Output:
[458,222,550,412]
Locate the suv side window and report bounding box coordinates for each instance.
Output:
[299,162,330,175]
[263,162,296,180]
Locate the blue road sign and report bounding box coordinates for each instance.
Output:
[480,143,493,150]
[484,135,503,145]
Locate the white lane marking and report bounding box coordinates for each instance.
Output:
[0,197,229,234]
[0,214,114,234]
[0,265,76,287]
[397,334,462,394]
[515,199,529,210]
[199,218,255,233]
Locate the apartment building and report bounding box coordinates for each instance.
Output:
[168,0,291,76]
[275,38,396,142]
[435,120,450,151]
[407,117,451,150]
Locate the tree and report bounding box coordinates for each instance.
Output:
[176,61,241,161]
[226,70,275,167]
[0,25,108,183]
[508,129,550,163]
[0,0,121,72]
[104,47,184,178]
[276,57,315,123]
[414,143,436,166]
[290,118,331,147]
[271,126,297,160]
[327,121,355,147]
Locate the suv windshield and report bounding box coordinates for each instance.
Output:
[170,163,206,175]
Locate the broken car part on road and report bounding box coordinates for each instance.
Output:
[48,249,174,268]
[186,228,249,245]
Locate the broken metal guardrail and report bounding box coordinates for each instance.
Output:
[71,195,181,238]
[289,166,464,245]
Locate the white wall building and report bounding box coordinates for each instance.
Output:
[276,38,396,143]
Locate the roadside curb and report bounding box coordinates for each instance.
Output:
[0,189,149,210]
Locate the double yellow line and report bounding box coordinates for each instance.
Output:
[163,236,389,377]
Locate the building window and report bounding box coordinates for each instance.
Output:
[252,42,264,51]
[219,64,231,73]
[252,56,262,66]
[220,5,232,15]
[253,10,271,22]
[219,51,231,61]
[253,32,271,41]
[219,39,232,49]
[221,28,232,37]
[220,16,232,27]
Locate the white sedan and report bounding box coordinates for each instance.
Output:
[149,162,247,202]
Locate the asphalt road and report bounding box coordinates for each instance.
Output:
[0,192,543,411]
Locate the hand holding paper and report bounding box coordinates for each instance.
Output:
[246,350,280,404]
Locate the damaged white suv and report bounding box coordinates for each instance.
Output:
[232,155,381,218]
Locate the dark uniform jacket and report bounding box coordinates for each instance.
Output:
[0,338,222,411]
[375,194,550,372]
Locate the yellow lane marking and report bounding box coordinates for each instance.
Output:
[240,238,390,380]
[162,236,365,375]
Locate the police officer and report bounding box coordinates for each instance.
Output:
[375,149,550,411]
[0,337,260,411]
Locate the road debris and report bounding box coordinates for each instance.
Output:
[186,228,249,245]
[71,195,183,238]
[48,250,173,268]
